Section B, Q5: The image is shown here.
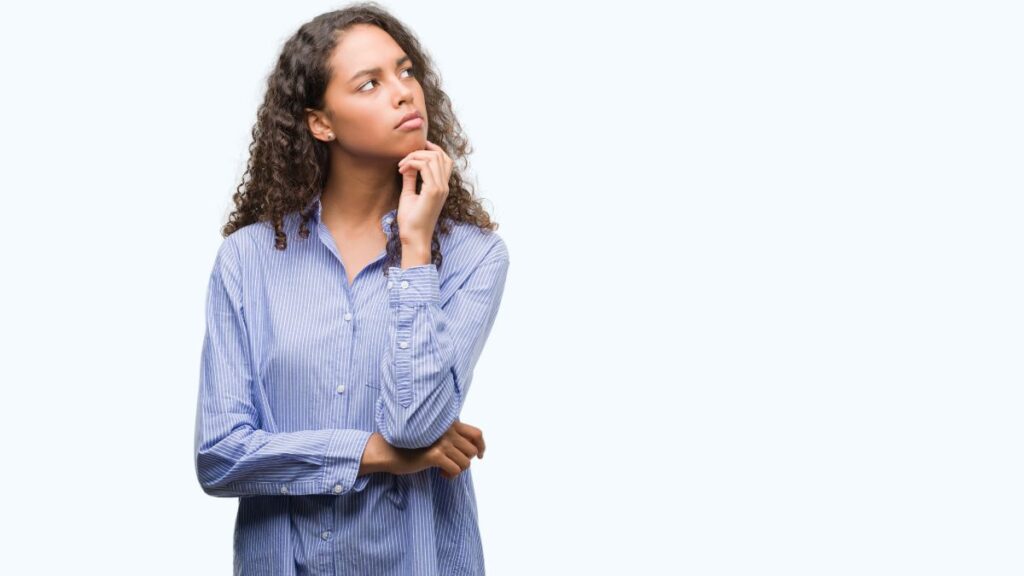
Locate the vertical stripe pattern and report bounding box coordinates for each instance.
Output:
[194,194,509,575]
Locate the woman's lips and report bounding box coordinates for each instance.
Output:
[396,117,424,131]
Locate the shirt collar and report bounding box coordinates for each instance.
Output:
[305,193,398,235]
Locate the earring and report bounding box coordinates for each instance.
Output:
[327,132,335,140]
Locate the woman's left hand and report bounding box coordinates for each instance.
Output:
[396,140,452,246]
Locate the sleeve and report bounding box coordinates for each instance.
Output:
[374,236,510,449]
[193,238,375,498]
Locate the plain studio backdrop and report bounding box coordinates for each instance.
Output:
[0,1,1020,574]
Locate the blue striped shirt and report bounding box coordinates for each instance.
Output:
[194,194,510,575]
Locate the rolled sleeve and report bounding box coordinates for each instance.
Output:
[374,238,510,449]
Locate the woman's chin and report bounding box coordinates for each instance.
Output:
[395,136,427,153]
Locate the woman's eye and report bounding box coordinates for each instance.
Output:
[358,68,415,93]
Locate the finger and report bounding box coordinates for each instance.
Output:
[399,164,420,195]
[454,420,479,435]
[397,158,429,179]
[430,143,452,175]
[397,157,427,173]
[436,453,461,478]
[420,153,445,197]
[397,150,435,169]
[454,421,480,442]
[435,149,452,190]
[456,424,485,458]
[397,159,427,193]
[400,158,444,198]
[450,432,479,459]
[444,444,472,471]
[400,150,444,177]
[422,156,443,197]
[426,151,444,191]
[424,140,452,169]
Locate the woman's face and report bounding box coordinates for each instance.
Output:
[308,24,428,160]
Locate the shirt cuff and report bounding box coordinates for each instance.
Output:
[323,429,374,495]
[352,473,372,492]
[387,264,440,306]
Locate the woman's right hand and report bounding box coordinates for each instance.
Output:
[389,419,486,479]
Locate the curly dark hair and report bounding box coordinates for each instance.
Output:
[221,2,498,275]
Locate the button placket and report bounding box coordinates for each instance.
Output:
[337,305,354,401]
[397,275,412,352]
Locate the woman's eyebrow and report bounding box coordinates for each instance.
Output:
[349,55,411,82]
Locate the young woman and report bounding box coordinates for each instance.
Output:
[193,4,510,575]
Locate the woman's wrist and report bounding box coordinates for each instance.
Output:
[360,432,395,474]
[400,242,431,268]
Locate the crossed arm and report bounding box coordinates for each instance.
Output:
[193,237,509,497]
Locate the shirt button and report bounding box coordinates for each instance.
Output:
[280,486,289,495]
[399,341,408,349]
[343,312,352,321]
[388,281,394,289]
[401,280,409,289]
[336,384,345,394]
[321,530,331,540]
[333,484,343,494]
